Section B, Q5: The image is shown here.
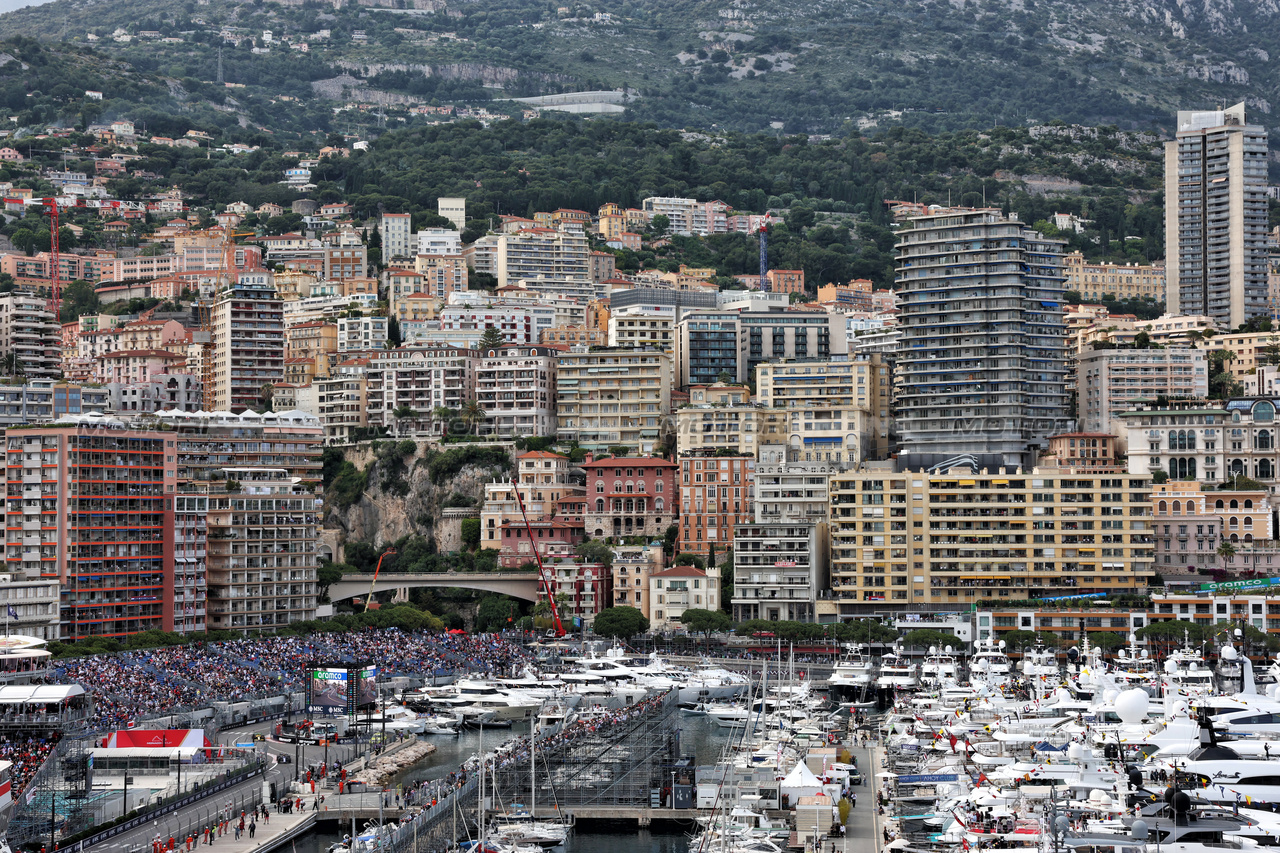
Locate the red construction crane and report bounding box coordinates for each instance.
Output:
[364,547,397,611]
[31,198,122,322]
[33,198,63,321]
[512,478,566,637]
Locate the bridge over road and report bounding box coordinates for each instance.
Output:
[328,572,541,604]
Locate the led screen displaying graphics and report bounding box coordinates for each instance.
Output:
[356,666,378,708]
[306,661,376,715]
[308,668,348,710]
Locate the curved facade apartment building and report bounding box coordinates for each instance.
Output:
[894,209,1070,470]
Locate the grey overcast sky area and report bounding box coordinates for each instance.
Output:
[0,0,56,13]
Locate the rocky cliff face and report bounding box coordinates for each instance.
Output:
[323,448,499,551]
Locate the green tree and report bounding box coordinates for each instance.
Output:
[479,325,505,349]
[475,594,517,632]
[10,228,34,256]
[59,278,99,321]
[575,539,614,570]
[461,399,487,435]
[999,629,1050,652]
[1088,631,1127,651]
[901,628,968,651]
[673,552,706,569]
[1136,619,1206,655]
[593,606,650,639]
[680,607,731,637]
[460,517,481,550]
[836,619,899,645]
[317,561,345,601]
[649,214,670,238]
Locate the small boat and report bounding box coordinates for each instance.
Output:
[679,702,709,716]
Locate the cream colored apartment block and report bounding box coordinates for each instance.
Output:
[828,466,1155,617]
[1206,330,1280,382]
[674,404,787,457]
[1063,252,1165,303]
[555,348,671,453]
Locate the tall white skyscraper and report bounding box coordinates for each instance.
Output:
[894,209,1070,469]
[1165,103,1269,328]
[381,212,412,262]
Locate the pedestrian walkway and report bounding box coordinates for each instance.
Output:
[170,799,317,853]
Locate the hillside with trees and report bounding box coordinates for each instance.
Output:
[1,0,1278,141]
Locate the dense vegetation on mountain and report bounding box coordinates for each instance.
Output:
[0,105,1172,289]
[0,0,1277,139]
[292,118,1169,286]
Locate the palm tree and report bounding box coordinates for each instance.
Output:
[432,405,458,437]
[462,399,488,436]
[392,405,419,437]
[1218,540,1237,565]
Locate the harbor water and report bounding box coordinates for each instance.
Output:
[296,714,735,853]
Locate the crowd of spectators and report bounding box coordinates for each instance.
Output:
[53,629,534,732]
[0,733,60,796]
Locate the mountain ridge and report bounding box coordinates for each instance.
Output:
[0,0,1272,138]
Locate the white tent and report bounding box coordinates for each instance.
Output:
[781,760,825,802]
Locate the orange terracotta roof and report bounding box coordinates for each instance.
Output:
[652,565,707,578]
[102,349,184,359]
[582,457,677,469]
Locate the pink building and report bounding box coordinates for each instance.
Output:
[498,518,585,568]
[99,349,186,384]
[583,456,679,539]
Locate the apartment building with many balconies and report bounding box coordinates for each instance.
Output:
[0,292,61,380]
[555,348,671,453]
[316,358,368,444]
[365,346,477,438]
[3,421,180,641]
[1165,103,1270,328]
[894,210,1070,469]
[756,355,891,460]
[640,197,729,236]
[336,315,387,352]
[212,280,284,412]
[474,344,558,437]
[677,452,755,557]
[470,227,591,287]
[150,409,324,485]
[481,451,584,551]
[1078,348,1208,441]
[203,468,319,633]
[827,464,1155,617]
[611,542,662,616]
[731,522,828,623]
[673,403,787,458]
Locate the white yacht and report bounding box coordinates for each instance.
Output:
[1021,641,1061,684]
[1215,644,1248,695]
[1164,639,1215,697]
[919,646,960,686]
[452,679,542,721]
[876,648,918,691]
[969,639,1013,686]
[827,644,875,705]
[1109,640,1159,692]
